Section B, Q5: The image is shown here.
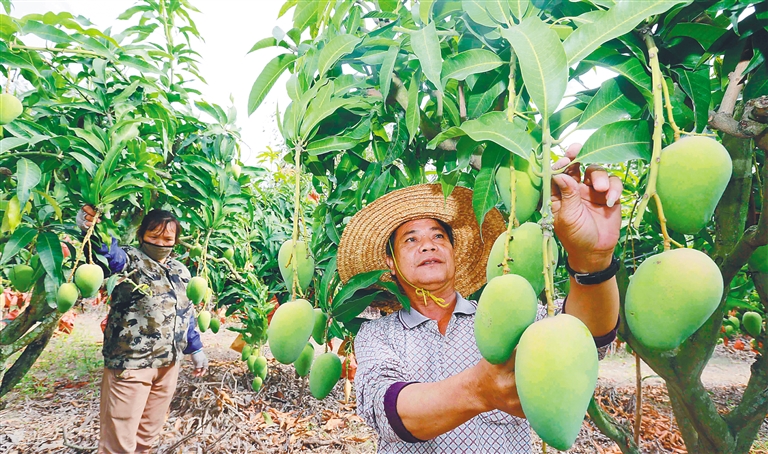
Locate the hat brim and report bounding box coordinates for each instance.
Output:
[337,184,506,302]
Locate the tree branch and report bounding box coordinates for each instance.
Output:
[709,96,768,139]
[587,397,640,453]
[720,60,750,116]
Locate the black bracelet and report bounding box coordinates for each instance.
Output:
[565,256,620,285]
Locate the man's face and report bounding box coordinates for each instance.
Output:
[142,222,177,247]
[385,218,456,291]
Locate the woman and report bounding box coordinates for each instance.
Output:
[78,206,208,454]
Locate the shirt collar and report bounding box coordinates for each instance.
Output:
[398,292,477,329]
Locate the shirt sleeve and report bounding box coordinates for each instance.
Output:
[84,235,129,276]
[183,313,204,354]
[354,319,422,444]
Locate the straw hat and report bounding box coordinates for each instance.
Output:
[337,184,506,305]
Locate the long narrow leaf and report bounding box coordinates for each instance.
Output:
[0,226,37,265]
[37,231,64,284]
[248,53,297,115]
[317,34,361,77]
[15,158,41,206]
[410,22,443,90]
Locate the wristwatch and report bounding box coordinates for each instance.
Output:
[565,256,620,285]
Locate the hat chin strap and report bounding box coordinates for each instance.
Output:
[390,251,449,309]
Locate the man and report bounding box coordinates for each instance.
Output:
[337,145,622,453]
[78,206,209,454]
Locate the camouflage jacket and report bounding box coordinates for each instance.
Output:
[102,246,201,370]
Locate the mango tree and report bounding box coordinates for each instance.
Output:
[250,0,768,452]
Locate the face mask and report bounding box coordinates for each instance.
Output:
[141,241,174,262]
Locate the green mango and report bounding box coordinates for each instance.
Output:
[74,264,104,298]
[474,274,538,364]
[309,352,342,400]
[197,310,211,332]
[189,244,203,258]
[626,248,723,351]
[516,314,598,451]
[312,308,329,344]
[495,156,542,224]
[725,325,735,337]
[9,264,34,292]
[251,376,263,392]
[656,136,732,234]
[209,317,220,334]
[486,223,555,295]
[0,93,23,125]
[742,312,762,338]
[56,282,79,312]
[727,316,740,330]
[294,343,315,377]
[254,356,268,380]
[267,299,315,364]
[278,239,314,293]
[241,344,252,362]
[186,276,208,304]
[749,245,768,273]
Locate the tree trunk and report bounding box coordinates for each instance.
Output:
[0,317,57,399]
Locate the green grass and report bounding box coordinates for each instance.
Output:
[10,326,103,399]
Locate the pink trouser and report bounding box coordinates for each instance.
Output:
[98,363,180,454]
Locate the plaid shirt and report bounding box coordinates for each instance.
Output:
[355,294,611,454]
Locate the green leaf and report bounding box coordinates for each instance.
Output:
[550,104,584,140]
[307,136,361,156]
[378,0,398,12]
[0,226,36,265]
[293,0,319,32]
[502,16,567,121]
[420,0,436,23]
[441,49,503,86]
[33,190,62,221]
[22,20,72,43]
[380,45,399,101]
[333,289,381,324]
[317,34,361,77]
[666,23,727,51]
[247,53,297,115]
[16,158,41,206]
[578,78,643,131]
[37,232,64,285]
[462,112,535,159]
[378,280,411,311]
[300,82,355,139]
[674,68,711,133]
[745,62,768,102]
[331,269,387,310]
[564,0,689,67]
[248,37,278,54]
[508,0,530,21]
[462,0,497,27]
[117,55,163,74]
[577,120,651,164]
[410,22,443,90]
[406,71,421,143]
[473,144,507,233]
[468,79,506,118]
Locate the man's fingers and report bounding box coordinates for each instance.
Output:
[551,173,581,200]
[606,175,623,208]
[583,165,610,192]
[565,143,582,160]
[552,157,570,170]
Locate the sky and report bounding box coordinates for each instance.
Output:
[9,1,607,164]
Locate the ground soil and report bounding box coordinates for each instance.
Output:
[1,308,765,453]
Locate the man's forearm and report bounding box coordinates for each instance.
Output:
[396,366,488,441]
[565,276,620,337]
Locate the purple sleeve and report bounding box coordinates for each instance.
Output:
[183,313,203,354]
[383,382,424,443]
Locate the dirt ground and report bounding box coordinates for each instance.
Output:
[0,307,765,453]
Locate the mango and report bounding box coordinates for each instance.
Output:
[267,298,315,364]
[9,264,34,292]
[252,376,263,392]
[56,282,79,312]
[278,239,314,293]
[312,308,329,344]
[655,136,732,234]
[254,355,268,380]
[223,247,234,261]
[186,276,207,305]
[309,352,342,400]
[241,344,252,362]
[197,310,211,332]
[725,325,735,337]
[495,156,542,223]
[209,317,220,334]
[486,223,554,294]
[516,314,599,451]
[74,263,104,298]
[294,343,315,377]
[231,163,242,179]
[189,244,203,258]
[0,93,23,125]
[749,245,768,273]
[727,316,740,329]
[743,312,763,337]
[625,248,723,351]
[474,274,538,364]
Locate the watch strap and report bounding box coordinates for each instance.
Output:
[565,256,620,285]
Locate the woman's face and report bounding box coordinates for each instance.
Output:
[142,222,177,247]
